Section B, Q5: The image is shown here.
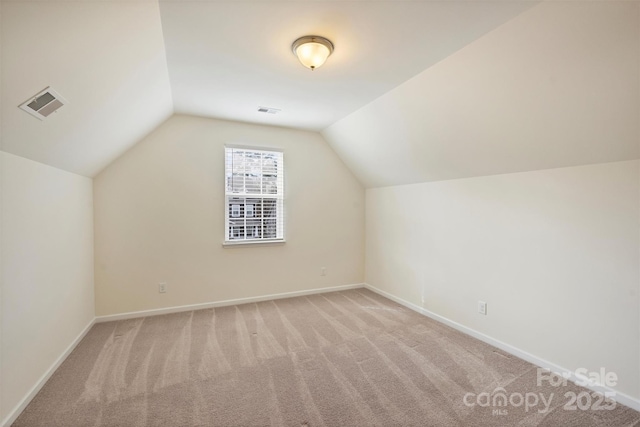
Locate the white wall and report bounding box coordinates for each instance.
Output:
[94,115,364,316]
[0,152,95,424]
[366,160,640,400]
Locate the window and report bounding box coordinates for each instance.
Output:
[224,147,284,244]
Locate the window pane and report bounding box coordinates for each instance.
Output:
[230,174,244,193]
[262,175,276,194]
[246,219,262,239]
[245,174,260,194]
[262,154,278,194]
[229,151,245,193]
[229,198,244,218]
[263,218,277,238]
[245,203,254,218]
[262,198,277,218]
[229,220,245,240]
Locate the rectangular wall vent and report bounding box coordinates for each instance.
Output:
[19,87,67,120]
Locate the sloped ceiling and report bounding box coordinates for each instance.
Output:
[0,0,536,178]
[1,1,173,177]
[158,0,536,131]
[323,2,640,188]
[2,1,637,184]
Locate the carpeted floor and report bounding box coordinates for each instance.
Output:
[14,288,640,426]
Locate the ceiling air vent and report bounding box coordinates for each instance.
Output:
[19,87,67,120]
[257,106,280,114]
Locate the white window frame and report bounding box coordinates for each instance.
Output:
[223,146,285,246]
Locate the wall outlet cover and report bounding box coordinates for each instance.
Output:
[478,301,487,315]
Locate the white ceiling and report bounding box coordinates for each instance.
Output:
[0,0,536,178]
[1,1,173,177]
[158,1,536,132]
[2,1,636,186]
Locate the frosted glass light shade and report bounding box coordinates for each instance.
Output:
[292,36,334,70]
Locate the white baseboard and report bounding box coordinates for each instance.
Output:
[1,318,96,427]
[363,283,640,413]
[95,283,365,323]
[7,283,637,426]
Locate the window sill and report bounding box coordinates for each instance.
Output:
[222,239,286,248]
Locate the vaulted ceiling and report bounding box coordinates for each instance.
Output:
[159,1,534,131]
[1,1,638,186]
[323,1,640,187]
[1,1,173,177]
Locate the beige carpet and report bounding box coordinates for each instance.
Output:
[14,289,640,426]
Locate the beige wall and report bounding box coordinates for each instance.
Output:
[366,160,640,400]
[0,152,94,423]
[94,115,364,316]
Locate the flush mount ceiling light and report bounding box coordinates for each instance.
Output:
[291,35,334,71]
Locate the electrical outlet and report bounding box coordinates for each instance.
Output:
[320,267,326,276]
[478,301,487,315]
[159,282,167,293]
